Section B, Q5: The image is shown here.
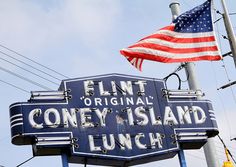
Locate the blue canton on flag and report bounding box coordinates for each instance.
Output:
[174,0,213,33]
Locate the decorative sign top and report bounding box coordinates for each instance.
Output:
[10,74,218,166]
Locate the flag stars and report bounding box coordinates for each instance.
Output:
[173,0,212,33]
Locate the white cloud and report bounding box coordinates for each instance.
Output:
[0,0,121,53]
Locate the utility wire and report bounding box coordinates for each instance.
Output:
[0,66,52,90]
[0,79,29,93]
[16,156,34,167]
[218,135,236,164]
[0,56,59,86]
[0,44,69,79]
[0,50,62,81]
[210,62,233,138]
[213,8,235,138]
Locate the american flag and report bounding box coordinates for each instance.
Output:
[120,0,221,71]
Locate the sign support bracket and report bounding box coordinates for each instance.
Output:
[178,150,187,167]
[61,153,69,167]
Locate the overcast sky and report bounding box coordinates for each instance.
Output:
[0,0,236,167]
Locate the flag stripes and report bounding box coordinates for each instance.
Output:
[120,0,221,71]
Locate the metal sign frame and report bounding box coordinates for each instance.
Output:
[10,73,218,166]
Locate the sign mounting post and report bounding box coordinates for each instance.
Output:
[61,154,69,167]
[169,2,220,167]
[178,149,187,167]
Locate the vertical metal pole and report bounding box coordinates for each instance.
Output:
[61,154,69,167]
[178,149,187,167]
[169,2,220,167]
[221,0,236,67]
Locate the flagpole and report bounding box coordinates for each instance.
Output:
[221,0,236,67]
[169,2,220,167]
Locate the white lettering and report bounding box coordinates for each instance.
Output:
[110,97,118,105]
[146,97,153,105]
[102,134,115,150]
[44,108,61,128]
[134,106,149,126]
[111,81,117,96]
[120,81,133,95]
[126,97,134,105]
[62,108,77,128]
[99,81,111,96]
[28,108,43,129]
[84,98,92,106]
[80,108,94,127]
[84,80,94,96]
[88,135,101,151]
[136,97,145,105]
[135,133,146,149]
[126,107,134,126]
[177,106,192,124]
[163,106,178,125]
[118,134,132,150]
[135,81,147,95]
[149,133,163,149]
[94,98,102,106]
[192,106,206,124]
[94,108,109,127]
[149,107,162,125]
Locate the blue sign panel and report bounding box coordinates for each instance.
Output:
[10,74,218,166]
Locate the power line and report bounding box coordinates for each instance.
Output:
[0,79,29,93]
[0,56,59,86]
[0,50,62,82]
[0,44,69,79]
[16,156,34,167]
[0,66,52,90]
[218,135,236,164]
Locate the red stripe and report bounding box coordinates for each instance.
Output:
[159,25,175,31]
[120,50,222,63]
[128,43,219,54]
[141,33,216,43]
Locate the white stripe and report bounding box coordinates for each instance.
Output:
[10,114,23,121]
[136,58,142,70]
[208,110,214,114]
[137,38,218,49]
[178,136,208,140]
[36,141,71,146]
[37,136,71,141]
[130,58,136,64]
[209,114,215,117]
[10,118,23,125]
[11,122,23,128]
[124,47,220,59]
[157,28,215,38]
